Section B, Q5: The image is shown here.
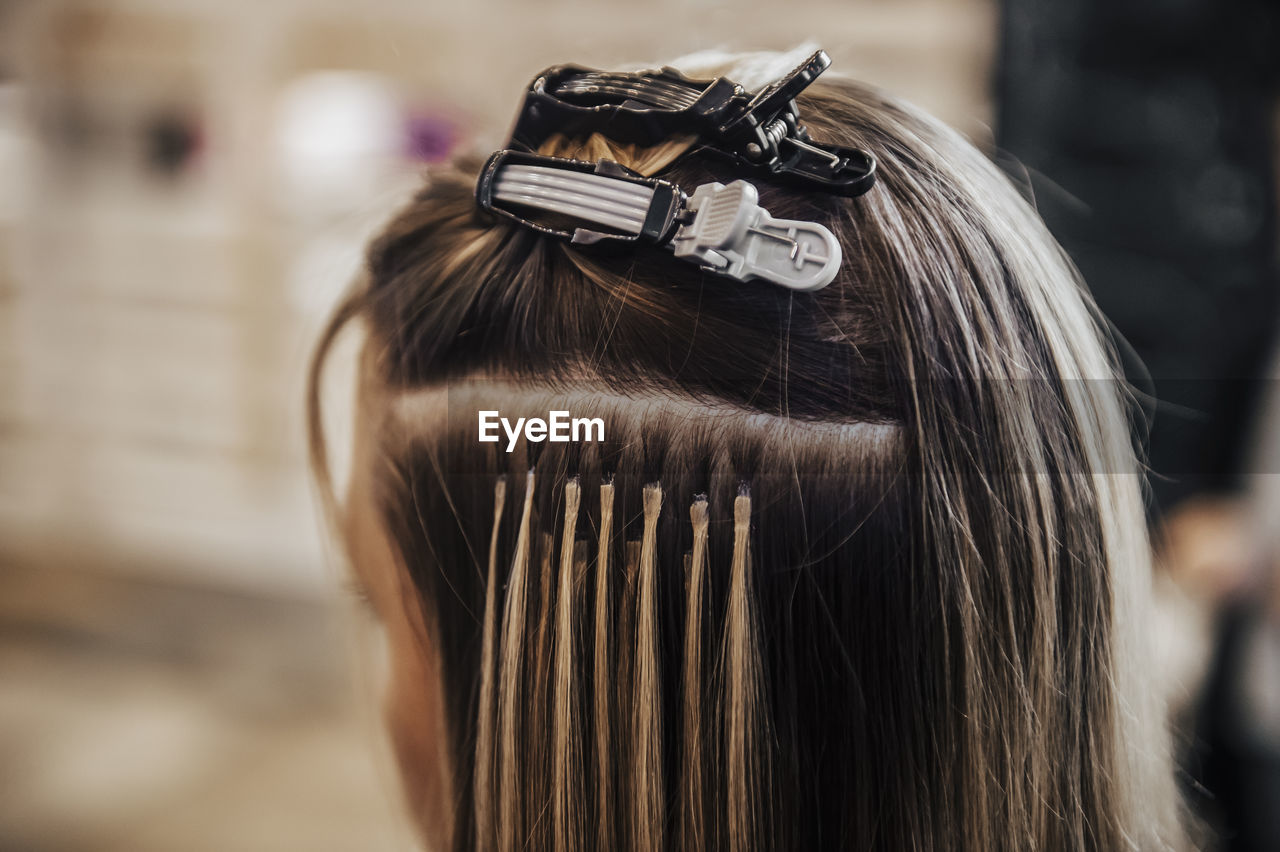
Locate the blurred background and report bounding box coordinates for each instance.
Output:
[0,0,1275,850]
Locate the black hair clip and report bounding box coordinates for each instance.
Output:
[507,49,876,198]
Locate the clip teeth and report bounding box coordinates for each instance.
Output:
[671,181,841,291]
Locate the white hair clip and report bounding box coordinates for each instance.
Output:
[671,179,840,292]
[477,150,842,292]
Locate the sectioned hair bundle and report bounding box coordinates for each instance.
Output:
[472,468,770,852]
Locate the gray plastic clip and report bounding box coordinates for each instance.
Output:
[670,180,841,291]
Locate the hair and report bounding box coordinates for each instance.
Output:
[309,58,1189,852]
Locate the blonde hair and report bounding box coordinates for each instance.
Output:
[310,71,1189,851]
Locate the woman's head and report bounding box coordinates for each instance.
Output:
[311,53,1187,852]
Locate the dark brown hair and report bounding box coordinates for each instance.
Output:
[310,65,1187,852]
